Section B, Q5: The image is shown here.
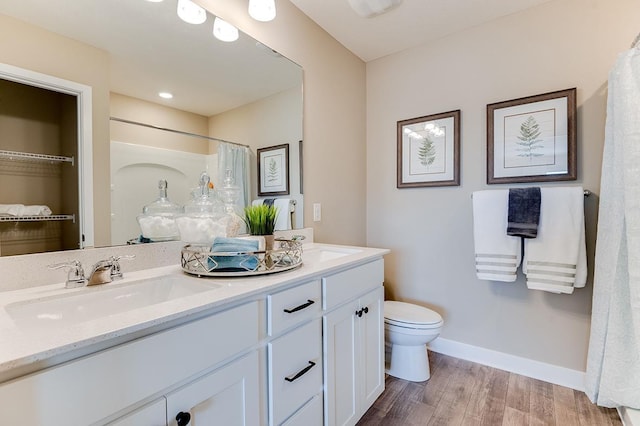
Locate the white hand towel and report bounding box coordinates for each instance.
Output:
[21,205,52,216]
[0,204,24,216]
[472,190,521,282]
[273,198,293,231]
[523,187,586,294]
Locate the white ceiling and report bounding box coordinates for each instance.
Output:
[289,0,554,62]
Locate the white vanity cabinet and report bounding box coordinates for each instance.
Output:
[322,260,385,426]
[0,301,260,425]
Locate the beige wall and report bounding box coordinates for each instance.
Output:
[0,13,111,246]
[110,93,211,155]
[366,0,640,371]
[198,0,367,245]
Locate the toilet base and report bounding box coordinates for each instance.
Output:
[386,343,431,382]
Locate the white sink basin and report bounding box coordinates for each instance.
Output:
[6,275,220,328]
[303,246,362,263]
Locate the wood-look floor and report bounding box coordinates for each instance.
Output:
[357,351,621,426]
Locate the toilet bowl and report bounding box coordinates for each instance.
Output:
[384,300,443,382]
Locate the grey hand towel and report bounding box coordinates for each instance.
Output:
[507,187,541,238]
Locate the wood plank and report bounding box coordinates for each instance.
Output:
[506,373,532,414]
[480,395,507,426]
[464,363,494,420]
[553,384,579,426]
[502,406,530,426]
[529,386,555,425]
[404,401,436,425]
[372,375,408,414]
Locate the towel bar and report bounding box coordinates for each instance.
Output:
[471,189,592,198]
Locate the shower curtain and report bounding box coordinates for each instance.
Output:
[585,47,640,408]
[217,142,251,209]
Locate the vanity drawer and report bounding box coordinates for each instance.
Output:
[0,301,259,426]
[269,318,322,425]
[282,393,323,426]
[268,279,321,336]
[323,259,384,310]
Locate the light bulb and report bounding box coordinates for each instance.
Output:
[248,0,276,22]
[213,17,239,42]
[177,0,207,25]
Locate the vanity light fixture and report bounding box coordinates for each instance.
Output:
[213,17,239,42]
[158,92,173,99]
[177,0,207,24]
[248,0,276,22]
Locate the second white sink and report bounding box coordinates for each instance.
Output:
[6,275,220,328]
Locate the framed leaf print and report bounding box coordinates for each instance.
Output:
[257,144,289,196]
[486,88,576,184]
[397,110,460,188]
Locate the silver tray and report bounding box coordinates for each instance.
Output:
[181,239,303,277]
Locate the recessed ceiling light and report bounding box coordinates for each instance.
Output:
[159,92,173,99]
[213,17,239,42]
[177,0,207,24]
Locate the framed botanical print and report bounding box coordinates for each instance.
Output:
[257,143,289,196]
[486,88,577,184]
[397,110,460,188]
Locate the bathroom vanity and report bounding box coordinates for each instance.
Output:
[0,243,388,426]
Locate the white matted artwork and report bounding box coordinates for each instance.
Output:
[487,88,576,184]
[397,110,460,188]
[257,143,289,196]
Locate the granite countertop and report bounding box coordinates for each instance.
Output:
[0,243,388,382]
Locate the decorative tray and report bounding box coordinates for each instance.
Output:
[181,238,303,277]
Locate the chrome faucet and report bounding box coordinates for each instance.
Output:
[48,260,87,289]
[87,255,135,286]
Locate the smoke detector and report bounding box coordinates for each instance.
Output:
[347,0,403,18]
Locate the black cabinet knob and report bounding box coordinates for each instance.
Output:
[176,411,191,426]
[363,306,369,314]
[356,309,363,317]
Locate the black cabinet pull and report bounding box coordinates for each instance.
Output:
[363,306,369,314]
[285,361,316,382]
[356,308,363,317]
[176,411,191,426]
[283,299,315,314]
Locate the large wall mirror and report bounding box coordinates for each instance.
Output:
[0,0,303,255]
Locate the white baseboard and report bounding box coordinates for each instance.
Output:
[427,337,585,391]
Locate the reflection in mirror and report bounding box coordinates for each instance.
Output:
[0,0,303,255]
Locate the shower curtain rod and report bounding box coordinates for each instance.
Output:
[109,116,251,149]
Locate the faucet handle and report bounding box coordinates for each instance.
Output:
[108,255,135,280]
[48,260,87,288]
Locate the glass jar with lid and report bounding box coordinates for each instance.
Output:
[136,179,183,241]
[176,172,231,245]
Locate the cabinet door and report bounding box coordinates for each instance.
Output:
[108,398,167,426]
[357,287,385,412]
[166,351,260,426]
[323,300,358,426]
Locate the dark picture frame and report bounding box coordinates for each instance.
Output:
[486,88,577,184]
[397,110,460,188]
[257,144,289,196]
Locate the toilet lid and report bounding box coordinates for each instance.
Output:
[384,301,443,326]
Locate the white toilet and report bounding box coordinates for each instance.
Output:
[384,300,443,382]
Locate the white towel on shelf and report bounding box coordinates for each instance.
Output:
[523,187,586,294]
[0,204,24,216]
[21,205,52,216]
[472,190,521,282]
[0,204,52,216]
